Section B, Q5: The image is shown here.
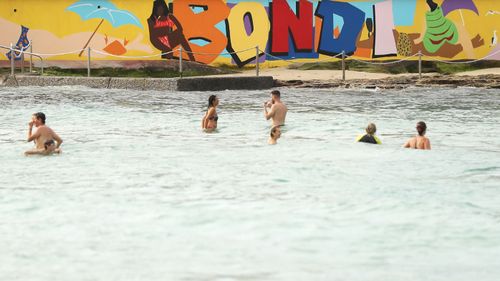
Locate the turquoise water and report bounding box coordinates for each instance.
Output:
[0,86,499,280]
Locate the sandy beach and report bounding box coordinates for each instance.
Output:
[232,67,500,81]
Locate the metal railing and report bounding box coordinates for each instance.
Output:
[0,42,44,76]
[258,48,500,81]
[3,42,500,80]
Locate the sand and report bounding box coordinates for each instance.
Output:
[226,67,500,81]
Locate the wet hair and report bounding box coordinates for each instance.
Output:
[416,121,427,136]
[208,95,217,109]
[271,90,281,98]
[426,0,438,12]
[149,0,170,21]
[270,126,280,137]
[44,139,55,150]
[366,123,376,135]
[33,112,46,124]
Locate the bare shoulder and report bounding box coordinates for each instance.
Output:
[275,102,287,110]
[46,126,59,136]
[403,137,415,148]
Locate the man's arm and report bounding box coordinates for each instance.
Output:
[203,108,215,129]
[403,138,411,148]
[24,149,43,156]
[264,104,275,120]
[424,139,431,150]
[53,132,63,148]
[27,123,39,142]
[201,114,206,129]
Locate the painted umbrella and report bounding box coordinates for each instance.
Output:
[66,0,143,56]
[441,0,479,25]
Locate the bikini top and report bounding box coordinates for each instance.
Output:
[208,114,218,122]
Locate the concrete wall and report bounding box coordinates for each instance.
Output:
[0,75,274,91]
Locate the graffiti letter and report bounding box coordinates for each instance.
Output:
[372,0,397,58]
[315,1,364,56]
[173,0,230,64]
[226,2,270,67]
[270,0,313,55]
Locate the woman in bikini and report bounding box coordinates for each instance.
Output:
[147,0,195,61]
[404,121,431,150]
[202,95,219,132]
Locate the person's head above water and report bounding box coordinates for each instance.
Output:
[416,121,427,136]
[366,123,376,135]
[270,125,281,139]
[33,112,46,126]
[271,90,281,99]
[208,95,219,108]
[208,95,218,108]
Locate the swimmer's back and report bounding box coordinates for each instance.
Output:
[272,102,287,126]
[406,136,431,150]
[356,134,381,144]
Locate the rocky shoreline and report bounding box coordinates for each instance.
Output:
[275,74,500,89]
[1,73,499,91]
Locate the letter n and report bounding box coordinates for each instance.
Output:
[270,0,313,55]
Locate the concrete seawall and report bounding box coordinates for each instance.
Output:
[0,75,274,91]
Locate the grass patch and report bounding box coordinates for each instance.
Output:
[41,67,232,78]
[212,62,252,72]
[1,66,236,78]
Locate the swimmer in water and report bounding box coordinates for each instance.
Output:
[356,123,381,144]
[25,112,63,155]
[268,125,281,145]
[404,121,431,150]
[264,90,287,127]
[25,139,62,156]
[202,95,219,131]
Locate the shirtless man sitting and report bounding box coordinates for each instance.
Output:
[25,112,63,156]
[25,139,62,156]
[264,90,288,126]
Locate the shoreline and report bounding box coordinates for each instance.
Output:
[275,74,500,89]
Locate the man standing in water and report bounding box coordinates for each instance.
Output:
[26,112,63,155]
[264,90,287,126]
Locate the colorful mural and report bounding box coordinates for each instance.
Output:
[0,0,499,67]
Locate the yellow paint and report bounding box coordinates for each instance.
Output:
[226,2,270,64]
[0,0,498,64]
[0,0,145,39]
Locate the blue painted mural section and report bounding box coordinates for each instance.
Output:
[315,1,365,55]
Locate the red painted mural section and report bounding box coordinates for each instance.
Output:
[271,0,313,54]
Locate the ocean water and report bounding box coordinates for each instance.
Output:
[0,86,499,281]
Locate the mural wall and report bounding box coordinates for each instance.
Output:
[1,0,499,67]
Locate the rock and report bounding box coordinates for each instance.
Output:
[275,73,500,89]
